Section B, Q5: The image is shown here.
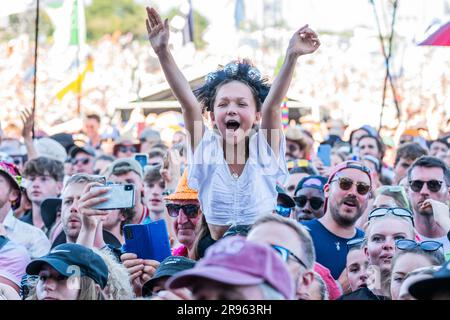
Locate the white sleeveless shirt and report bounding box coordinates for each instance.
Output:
[187,128,289,226]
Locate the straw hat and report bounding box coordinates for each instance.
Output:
[164,170,198,201]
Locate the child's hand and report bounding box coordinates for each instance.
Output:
[287,24,320,57]
[145,7,170,55]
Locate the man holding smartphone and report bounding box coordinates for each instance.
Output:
[104,158,149,225]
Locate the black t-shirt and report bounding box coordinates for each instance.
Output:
[338,287,390,300]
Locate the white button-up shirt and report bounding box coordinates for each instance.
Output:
[3,210,51,259]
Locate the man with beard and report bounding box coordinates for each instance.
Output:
[302,161,372,280]
[407,156,450,258]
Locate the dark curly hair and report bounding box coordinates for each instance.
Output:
[193,60,271,113]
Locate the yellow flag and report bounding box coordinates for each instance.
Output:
[56,57,93,100]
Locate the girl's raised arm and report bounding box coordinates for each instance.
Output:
[260,25,320,156]
[146,7,204,149]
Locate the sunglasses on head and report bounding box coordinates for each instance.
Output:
[395,239,443,252]
[368,207,414,226]
[275,204,292,217]
[347,238,366,250]
[293,195,324,210]
[409,180,444,193]
[331,176,371,195]
[118,146,137,153]
[271,244,308,269]
[71,157,90,166]
[166,204,200,218]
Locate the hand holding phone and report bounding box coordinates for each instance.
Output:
[91,184,135,210]
[317,144,332,167]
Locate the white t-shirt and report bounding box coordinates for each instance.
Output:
[419,233,450,261]
[188,128,289,226]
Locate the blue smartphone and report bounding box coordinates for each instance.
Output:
[122,220,171,262]
[317,144,332,167]
[134,154,148,169]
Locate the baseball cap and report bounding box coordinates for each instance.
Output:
[69,145,96,159]
[323,161,372,213]
[276,185,295,208]
[409,260,450,300]
[140,128,161,143]
[26,243,109,289]
[294,175,327,196]
[142,256,195,296]
[166,236,294,300]
[104,158,143,179]
[40,198,61,230]
[34,138,67,163]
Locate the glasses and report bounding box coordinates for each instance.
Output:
[331,177,371,195]
[166,204,200,218]
[293,196,324,210]
[409,180,444,193]
[287,143,299,153]
[368,207,414,226]
[275,204,292,217]
[271,244,308,270]
[71,157,91,166]
[347,238,366,250]
[118,146,137,153]
[395,239,443,252]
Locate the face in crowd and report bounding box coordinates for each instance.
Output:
[0,173,19,211]
[35,264,80,300]
[358,136,381,160]
[325,168,371,227]
[364,216,415,275]
[72,152,95,175]
[143,177,165,218]
[210,80,261,146]
[346,246,369,292]
[166,199,202,249]
[429,141,448,160]
[116,143,138,159]
[408,164,449,217]
[294,187,325,221]
[25,174,62,206]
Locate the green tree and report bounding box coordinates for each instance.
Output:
[85,0,147,42]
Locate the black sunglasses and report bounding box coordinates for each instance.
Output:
[368,207,414,226]
[294,195,324,210]
[166,204,200,218]
[347,238,366,250]
[287,143,299,153]
[409,180,444,193]
[271,244,308,270]
[71,157,90,166]
[331,176,371,195]
[395,239,443,252]
[118,146,137,153]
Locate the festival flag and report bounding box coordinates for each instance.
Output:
[56,56,93,100]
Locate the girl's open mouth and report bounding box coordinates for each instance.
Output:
[225,120,240,131]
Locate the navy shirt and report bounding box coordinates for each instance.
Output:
[302,219,365,279]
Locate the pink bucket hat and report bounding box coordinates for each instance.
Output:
[166,236,294,299]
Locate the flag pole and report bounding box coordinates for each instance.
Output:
[32,0,40,138]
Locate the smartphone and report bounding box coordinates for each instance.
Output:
[317,144,332,167]
[122,220,171,262]
[134,154,148,169]
[91,184,135,210]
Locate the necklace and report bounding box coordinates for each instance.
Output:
[229,165,240,179]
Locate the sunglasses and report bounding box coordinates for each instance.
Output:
[368,207,414,226]
[271,244,308,269]
[347,238,366,250]
[395,239,443,252]
[71,157,91,166]
[166,204,200,218]
[275,204,292,217]
[287,143,299,153]
[294,195,324,210]
[118,146,137,153]
[409,180,444,193]
[331,176,371,195]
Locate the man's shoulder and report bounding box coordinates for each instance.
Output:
[13,216,47,238]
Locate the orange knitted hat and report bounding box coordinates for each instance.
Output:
[164,170,198,201]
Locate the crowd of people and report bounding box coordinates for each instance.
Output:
[0,7,449,301]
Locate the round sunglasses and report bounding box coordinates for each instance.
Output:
[166,204,200,218]
[368,207,414,226]
[293,195,324,210]
[409,180,444,193]
[331,176,371,195]
[395,239,443,252]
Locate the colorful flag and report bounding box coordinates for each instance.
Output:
[56,56,93,100]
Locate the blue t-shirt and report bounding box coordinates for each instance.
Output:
[302,219,365,280]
